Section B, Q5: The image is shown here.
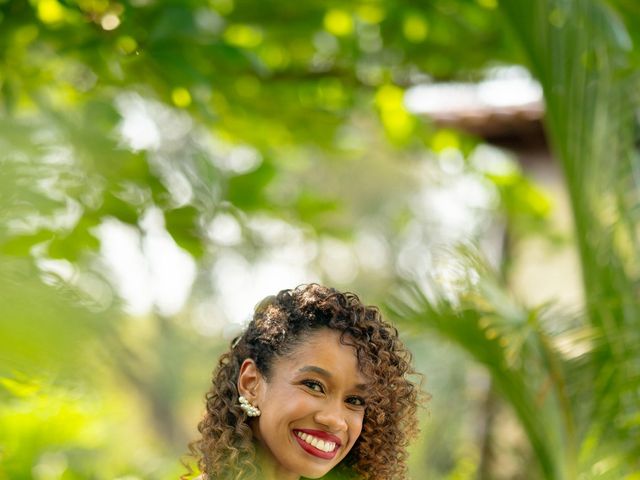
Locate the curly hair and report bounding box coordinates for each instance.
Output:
[184,284,420,480]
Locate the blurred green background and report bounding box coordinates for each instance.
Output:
[1,0,640,478]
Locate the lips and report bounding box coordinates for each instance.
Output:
[292,428,342,460]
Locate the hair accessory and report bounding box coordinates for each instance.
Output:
[238,395,261,417]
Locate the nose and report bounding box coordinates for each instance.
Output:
[314,399,348,433]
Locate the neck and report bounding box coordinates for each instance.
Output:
[254,443,300,480]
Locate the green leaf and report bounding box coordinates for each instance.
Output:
[164,206,204,258]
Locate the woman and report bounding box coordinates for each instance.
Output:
[185,284,419,480]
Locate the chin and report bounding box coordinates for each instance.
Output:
[299,468,333,479]
[291,461,337,479]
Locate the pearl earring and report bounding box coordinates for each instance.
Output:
[239,395,261,417]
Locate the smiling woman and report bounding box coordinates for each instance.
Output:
[184,284,420,480]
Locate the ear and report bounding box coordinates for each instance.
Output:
[237,358,264,404]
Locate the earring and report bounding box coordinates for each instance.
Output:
[239,395,261,417]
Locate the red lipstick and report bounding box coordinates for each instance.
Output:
[292,429,342,460]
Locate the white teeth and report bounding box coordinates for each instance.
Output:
[296,431,337,453]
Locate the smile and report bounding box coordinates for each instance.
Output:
[292,429,341,459]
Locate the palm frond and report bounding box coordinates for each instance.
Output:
[499,0,640,454]
[387,249,580,479]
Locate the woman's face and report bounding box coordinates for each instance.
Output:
[248,328,368,479]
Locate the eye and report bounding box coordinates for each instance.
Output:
[346,396,366,407]
[302,379,325,393]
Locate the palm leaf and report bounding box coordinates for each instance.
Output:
[390,0,640,476]
[499,0,640,456]
[388,249,581,480]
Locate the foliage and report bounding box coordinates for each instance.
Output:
[1,0,639,478]
[390,1,640,479]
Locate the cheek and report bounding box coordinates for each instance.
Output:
[262,387,317,421]
[348,411,365,442]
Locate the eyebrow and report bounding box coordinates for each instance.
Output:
[297,365,367,391]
